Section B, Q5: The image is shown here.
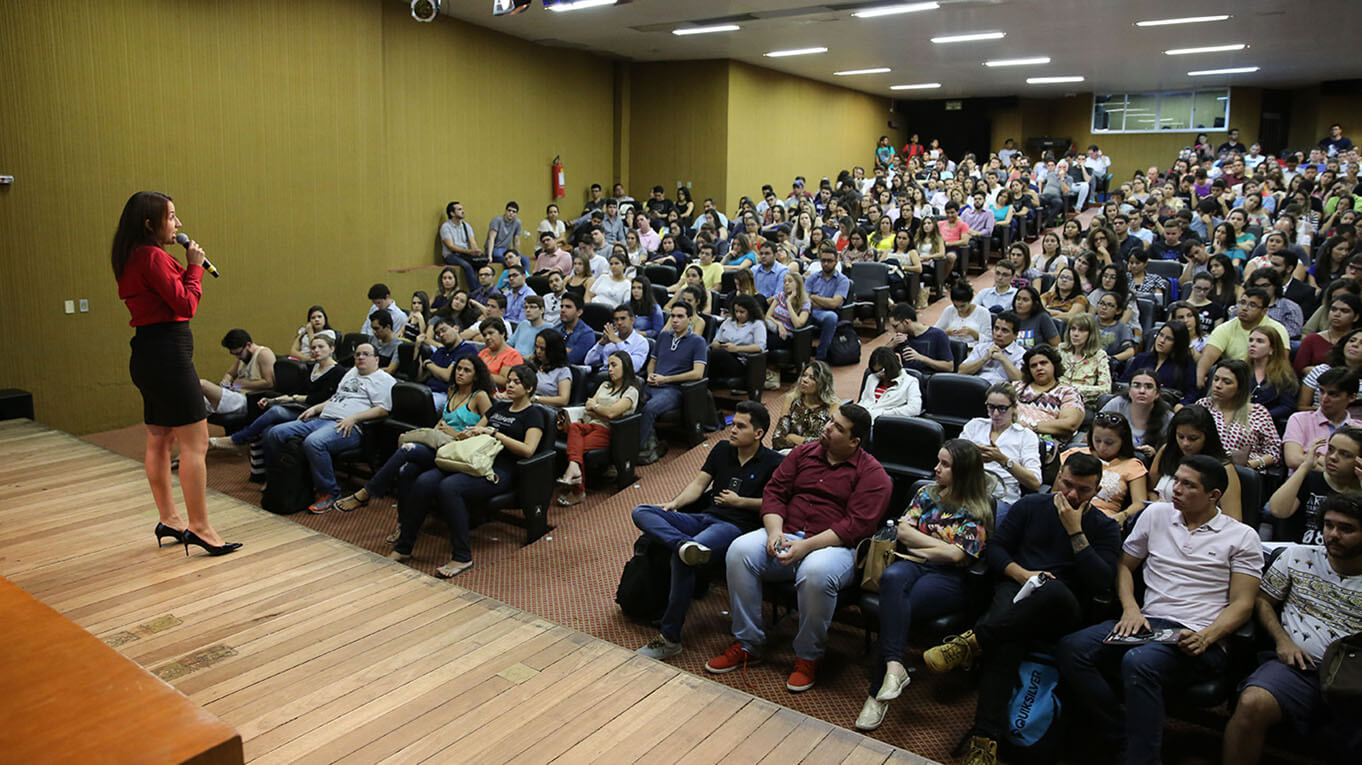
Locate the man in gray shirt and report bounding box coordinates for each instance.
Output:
[485,201,523,263]
[440,201,483,287]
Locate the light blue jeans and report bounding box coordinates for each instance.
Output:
[724,529,856,660]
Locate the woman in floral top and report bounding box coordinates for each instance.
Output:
[772,360,839,451]
[1057,314,1112,404]
[1195,359,1282,468]
[857,439,993,732]
[1013,345,1085,457]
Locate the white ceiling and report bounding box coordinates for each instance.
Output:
[434,0,1358,99]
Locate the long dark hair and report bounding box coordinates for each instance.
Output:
[111,191,172,279]
[1157,404,1228,477]
[410,291,431,321]
[630,276,657,315]
[451,355,495,400]
[1121,367,1171,450]
[606,350,640,396]
[534,327,568,371]
[305,304,332,331]
[1090,411,1137,460]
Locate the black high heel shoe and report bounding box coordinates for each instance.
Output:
[183,530,243,557]
[155,522,186,548]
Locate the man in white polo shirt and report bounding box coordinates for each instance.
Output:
[1056,455,1262,765]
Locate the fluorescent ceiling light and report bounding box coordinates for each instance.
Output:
[890,82,942,90]
[835,67,892,76]
[931,31,1006,44]
[549,0,616,10]
[672,24,740,36]
[1027,76,1084,84]
[984,57,1051,67]
[1135,15,1230,27]
[765,47,828,57]
[853,2,939,18]
[1189,66,1259,76]
[1165,43,1246,55]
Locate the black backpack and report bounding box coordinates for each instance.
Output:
[825,321,862,366]
[261,436,313,514]
[615,534,673,622]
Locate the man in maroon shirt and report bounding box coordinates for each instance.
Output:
[705,404,892,692]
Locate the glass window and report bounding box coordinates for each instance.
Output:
[1160,92,1193,131]
[1091,89,1231,134]
[1093,94,1125,131]
[1125,94,1159,131]
[1192,89,1229,130]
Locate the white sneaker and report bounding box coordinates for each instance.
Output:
[876,667,911,701]
[678,541,711,567]
[636,634,683,660]
[855,696,888,731]
[208,436,239,451]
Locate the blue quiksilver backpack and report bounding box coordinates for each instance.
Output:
[1004,653,1063,761]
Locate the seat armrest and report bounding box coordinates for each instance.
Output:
[609,412,642,464]
[514,450,556,508]
[741,352,767,399]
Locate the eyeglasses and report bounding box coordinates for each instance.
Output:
[985,403,1011,413]
[1094,412,1125,427]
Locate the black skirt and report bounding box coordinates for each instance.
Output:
[129,321,206,427]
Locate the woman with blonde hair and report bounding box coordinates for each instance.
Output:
[1246,326,1299,421]
[772,360,839,451]
[1058,313,1112,404]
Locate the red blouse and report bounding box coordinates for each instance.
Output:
[118,245,203,326]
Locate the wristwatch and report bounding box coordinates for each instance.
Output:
[1005,458,1015,470]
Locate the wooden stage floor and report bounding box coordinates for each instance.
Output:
[0,421,934,764]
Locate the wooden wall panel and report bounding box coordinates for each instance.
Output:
[627,61,731,210]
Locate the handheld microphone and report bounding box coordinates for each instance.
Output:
[175,232,220,278]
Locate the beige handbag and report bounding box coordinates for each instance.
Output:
[433,433,503,480]
[854,523,923,591]
[397,427,454,450]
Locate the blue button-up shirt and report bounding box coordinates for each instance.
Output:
[752,262,789,299]
[804,268,851,306]
[502,283,536,324]
[557,319,597,365]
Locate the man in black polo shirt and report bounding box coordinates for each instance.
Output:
[630,401,784,659]
[888,303,954,374]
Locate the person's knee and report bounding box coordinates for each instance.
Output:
[630,504,655,527]
[1119,646,1167,682]
[795,556,848,595]
[1232,686,1283,725]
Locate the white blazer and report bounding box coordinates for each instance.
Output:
[858,370,923,421]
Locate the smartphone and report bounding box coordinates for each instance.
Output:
[727,477,743,494]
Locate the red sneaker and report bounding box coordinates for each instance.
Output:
[786,657,818,692]
[705,641,758,674]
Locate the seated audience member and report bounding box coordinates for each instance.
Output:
[922,454,1119,765]
[494,250,530,290]
[430,267,459,313]
[1011,286,1060,349]
[1244,268,1304,340]
[440,288,483,335]
[1062,412,1149,526]
[367,311,403,374]
[334,355,493,515]
[460,293,509,341]
[1148,405,1243,519]
[483,201,522,262]
[1246,326,1300,421]
[804,244,853,362]
[534,231,572,277]
[888,303,954,374]
[555,293,597,366]
[961,382,1041,513]
[400,291,431,346]
[1302,277,1362,337]
[587,253,632,307]
[1093,291,1138,363]
[1121,321,1199,399]
[765,270,812,352]
[722,233,758,271]
[705,405,891,692]
[360,283,408,339]
[1285,368,1361,469]
[1269,426,1362,545]
[540,271,566,326]
[631,402,783,658]
[557,351,643,506]
[938,202,972,277]
[935,281,993,349]
[752,240,789,301]
[201,329,277,416]
[1196,288,1290,388]
[209,335,343,481]
[1056,455,1262,765]
[959,311,1025,384]
[1125,250,1166,305]
[1057,314,1111,403]
[1294,292,1362,375]
[288,305,336,361]
[857,346,923,421]
[772,361,839,451]
[392,364,545,579]
[708,295,767,380]
[1195,359,1282,468]
[417,319,477,412]
[1100,368,1172,458]
[584,304,650,380]
[507,295,550,358]
[565,252,594,301]
[439,201,483,287]
[476,318,523,390]
[500,265,536,324]
[629,277,665,339]
[1149,216,1185,260]
[528,329,572,408]
[468,265,502,314]
[857,439,993,731]
[688,243,723,290]
[639,302,708,459]
[1013,345,1085,453]
[973,262,1018,312]
[1041,266,1090,321]
[264,343,395,513]
[1223,494,1362,764]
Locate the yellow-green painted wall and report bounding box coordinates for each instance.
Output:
[627,61,731,210]
[0,0,615,434]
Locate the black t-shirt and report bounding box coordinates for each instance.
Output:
[1292,470,1335,545]
[486,402,546,471]
[1217,141,1247,155]
[698,440,784,530]
[1190,300,1226,335]
[304,364,347,407]
[646,198,675,218]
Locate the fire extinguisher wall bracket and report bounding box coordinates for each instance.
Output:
[551,155,566,200]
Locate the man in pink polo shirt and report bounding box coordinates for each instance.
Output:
[1056,455,1263,765]
[1282,367,1361,470]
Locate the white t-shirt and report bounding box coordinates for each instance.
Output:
[960,418,1040,505]
[1260,544,1362,663]
[935,303,993,348]
[589,273,632,307]
[321,368,396,421]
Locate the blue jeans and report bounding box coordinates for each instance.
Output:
[724,529,856,661]
[867,559,967,695]
[365,443,435,498]
[1057,617,1228,765]
[263,418,362,498]
[396,464,511,562]
[640,384,682,443]
[229,405,298,445]
[809,309,838,361]
[631,505,744,642]
[442,253,478,289]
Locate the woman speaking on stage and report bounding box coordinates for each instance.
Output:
[112,191,240,556]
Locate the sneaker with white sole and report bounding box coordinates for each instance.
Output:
[636,634,683,660]
[876,667,911,701]
[678,541,711,567]
[208,436,239,452]
[854,696,888,731]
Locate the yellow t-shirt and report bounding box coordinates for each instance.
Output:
[699,262,724,290]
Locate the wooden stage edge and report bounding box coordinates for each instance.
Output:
[0,420,936,765]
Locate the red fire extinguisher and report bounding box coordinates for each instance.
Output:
[551,155,565,199]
